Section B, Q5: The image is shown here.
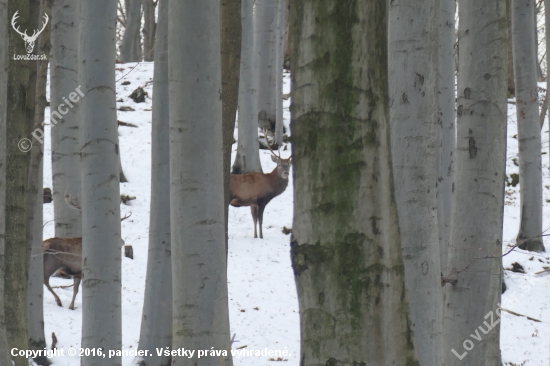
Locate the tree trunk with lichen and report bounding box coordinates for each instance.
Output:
[388,1,442,365]
[441,1,507,364]
[512,0,544,252]
[290,1,419,365]
[0,0,13,363]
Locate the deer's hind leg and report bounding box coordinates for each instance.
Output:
[69,275,81,310]
[45,274,62,307]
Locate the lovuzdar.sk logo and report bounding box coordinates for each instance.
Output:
[12,10,48,61]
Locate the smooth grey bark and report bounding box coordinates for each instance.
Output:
[142,0,156,61]
[254,0,278,133]
[51,0,82,238]
[120,0,142,62]
[441,1,507,364]
[513,0,544,252]
[0,0,12,363]
[232,0,262,174]
[274,0,285,146]
[438,0,456,272]
[79,1,122,364]
[137,1,172,365]
[546,0,550,170]
[168,0,233,364]
[5,2,32,364]
[27,150,46,364]
[290,1,419,365]
[388,1,442,365]
[221,0,242,250]
[27,1,50,362]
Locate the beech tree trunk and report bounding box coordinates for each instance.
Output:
[438,0,456,272]
[274,0,285,146]
[513,0,544,252]
[388,1,442,365]
[27,1,51,363]
[120,0,142,62]
[142,0,156,61]
[221,0,241,243]
[442,1,507,364]
[232,0,262,174]
[168,1,233,365]
[79,1,122,364]
[5,2,32,364]
[138,1,172,365]
[0,0,13,363]
[51,0,82,238]
[254,0,278,133]
[290,1,419,365]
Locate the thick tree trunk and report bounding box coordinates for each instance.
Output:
[546,1,550,167]
[137,1,172,365]
[120,0,142,62]
[513,0,544,252]
[232,0,262,174]
[274,0,285,146]
[142,0,156,61]
[5,2,32,364]
[79,2,122,365]
[27,1,51,363]
[290,1,419,365]
[254,0,278,133]
[442,1,507,364]
[168,1,233,365]
[388,1,442,365]
[221,0,241,246]
[51,0,82,238]
[438,0,456,273]
[0,0,13,363]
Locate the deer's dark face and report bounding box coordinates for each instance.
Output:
[272,155,291,179]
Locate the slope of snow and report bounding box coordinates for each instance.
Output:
[39,62,550,366]
[41,63,299,366]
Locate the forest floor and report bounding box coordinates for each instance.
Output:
[38,62,550,366]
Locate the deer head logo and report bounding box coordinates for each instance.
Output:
[11,11,49,54]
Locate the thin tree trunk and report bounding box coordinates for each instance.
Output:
[274,0,285,146]
[508,1,516,96]
[142,0,155,61]
[438,0,456,274]
[5,2,32,364]
[120,0,142,62]
[221,0,241,245]
[137,1,172,365]
[79,1,122,364]
[232,0,262,174]
[513,0,545,252]
[51,0,81,238]
[388,1,442,365]
[442,0,507,364]
[546,0,550,170]
[27,1,51,363]
[0,0,13,363]
[290,1,419,365]
[254,0,278,133]
[168,0,233,364]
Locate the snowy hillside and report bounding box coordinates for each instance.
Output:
[41,63,299,366]
[39,63,550,366]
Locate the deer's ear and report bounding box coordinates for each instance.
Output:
[271,155,278,162]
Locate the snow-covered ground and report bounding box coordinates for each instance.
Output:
[41,63,299,366]
[39,62,550,366]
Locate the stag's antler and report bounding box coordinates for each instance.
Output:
[262,128,281,159]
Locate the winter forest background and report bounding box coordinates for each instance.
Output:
[2,0,550,366]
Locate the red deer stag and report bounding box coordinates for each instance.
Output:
[229,143,291,239]
[43,213,131,310]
